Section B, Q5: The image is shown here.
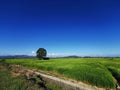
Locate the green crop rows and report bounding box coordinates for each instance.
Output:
[3,58,120,89]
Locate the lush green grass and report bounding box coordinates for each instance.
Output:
[4,58,120,89]
[0,62,64,90]
[0,69,44,90]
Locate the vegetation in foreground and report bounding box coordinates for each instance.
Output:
[2,58,120,89]
[0,68,43,90]
[0,62,64,90]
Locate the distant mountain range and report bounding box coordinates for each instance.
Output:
[63,55,80,58]
[60,55,120,58]
[0,55,35,59]
[0,55,120,59]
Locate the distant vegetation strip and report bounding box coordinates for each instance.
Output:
[3,58,120,89]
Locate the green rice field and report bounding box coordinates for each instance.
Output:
[2,58,120,89]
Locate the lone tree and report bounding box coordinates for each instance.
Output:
[36,48,47,60]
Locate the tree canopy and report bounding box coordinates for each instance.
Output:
[36,48,47,60]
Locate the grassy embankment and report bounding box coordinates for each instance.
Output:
[2,58,120,89]
[0,61,64,90]
[0,62,43,90]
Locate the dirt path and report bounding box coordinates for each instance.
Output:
[35,71,106,90]
[8,65,109,90]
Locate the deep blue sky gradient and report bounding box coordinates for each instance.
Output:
[0,0,120,56]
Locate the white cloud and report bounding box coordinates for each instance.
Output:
[47,53,76,57]
[32,51,35,54]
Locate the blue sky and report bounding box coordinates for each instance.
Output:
[0,0,120,56]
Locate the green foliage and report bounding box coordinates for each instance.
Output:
[46,83,65,90]
[0,70,44,90]
[108,67,120,84]
[36,48,47,60]
[5,58,120,89]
